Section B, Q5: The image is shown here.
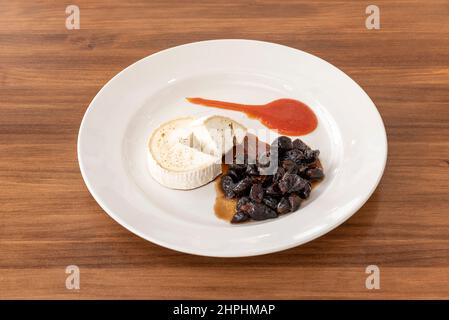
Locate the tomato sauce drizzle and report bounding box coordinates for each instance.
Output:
[186,97,318,136]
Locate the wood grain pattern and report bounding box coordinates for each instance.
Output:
[1,0,449,299]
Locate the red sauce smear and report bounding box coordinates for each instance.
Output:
[186,97,318,136]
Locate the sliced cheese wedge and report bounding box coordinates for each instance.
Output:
[147,115,247,190]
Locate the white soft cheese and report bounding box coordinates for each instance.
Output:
[147,115,247,190]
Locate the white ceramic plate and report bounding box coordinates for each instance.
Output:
[78,39,387,257]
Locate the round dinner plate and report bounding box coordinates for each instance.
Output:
[78,39,387,257]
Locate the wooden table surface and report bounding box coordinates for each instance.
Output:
[1,0,449,299]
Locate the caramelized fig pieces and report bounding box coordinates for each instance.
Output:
[292,138,311,152]
[221,135,323,223]
[305,167,325,181]
[288,194,302,211]
[266,183,282,197]
[271,136,293,152]
[296,163,309,176]
[226,169,240,182]
[298,181,312,199]
[231,211,250,223]
[221,175,235,198]
[277,197,291,214]
[248,203,278,221]
[275,194,302,214]
[303,149,320,164]
[273,167,286,183]
[262,196,279,210]
[282,159,298,174]
[236,196,251,211]
[278,173,308,194]
[233,176,252,195]
[249,184,264,203]
[283,149,305,164]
